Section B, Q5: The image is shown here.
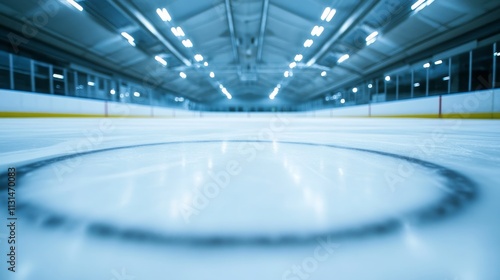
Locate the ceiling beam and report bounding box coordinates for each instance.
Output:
[257,0,270,62]
[107,0,192,66]
[306,0,383,67]
[225,0,239,64]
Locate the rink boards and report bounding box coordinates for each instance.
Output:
[1,88,500,118]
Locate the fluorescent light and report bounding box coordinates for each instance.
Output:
[204,62,208,67]
[443,76,450,81]
[321,71,327,77]
[368,84,373,89]
[121,32,134,42]
[284,71,290,78]
[340,98,345,104]
[321,7,331,21]
[352,87,358,93]
[194,54,204,62]
[155,55,167,66]
[67,0,83,11]
[304,39,314,48]
[414,82,420,87]
[156,8,171,22]
[182,39,193,48]
[133,91,141,97]
[385,75,391,82]
[289,62,297,69]
[52,73,64,80]
[87,81,95,86]
[495,52,500,57]
[311,26,324,36]
[326,9,336,22]
[337,54,349,63]
[176,27,185,37]
[423,62,430,68]
[412,0,434,12]
[110,89,116,95]
[219,84,224,89]
[294,54,303,62]
[434,60,443,65]
[411,0,426,10]
[171,27,184,37]
[366,38,376,46]
[269,87,279,100]
[179,72,187,79]
[366,31,379,42]
[210,72,215,78]
[221,87,232,99]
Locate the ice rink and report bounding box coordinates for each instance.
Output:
[1,117,500,280]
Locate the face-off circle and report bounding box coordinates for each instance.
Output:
[3,140,477,246]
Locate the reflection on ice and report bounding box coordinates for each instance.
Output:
[0,118,498,280]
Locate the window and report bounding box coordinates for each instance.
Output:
[386,75,397,101]
[496,42,500,89]
[76,72,88,97]
[450,52,470,93]
[471,45,494,91]
[398,70,412,100]
[12,55,31,92]
[413,67,427,98]
[0,51,10,89]
[53,67,65,95]
[34,62,50,94]
[429,58,450,95]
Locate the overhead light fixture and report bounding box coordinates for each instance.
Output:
[194,54,204,62]
[67,0,83,12]
[155,55,167,66]
[311,26,324,36]
[411,0,434,12]
[321,7,336,22]
[321,71,327,77]
[340,98,345,104]
[171,27,185,37]
[284,71,290,78]
[180,72,187,79]
[366,31,378,46]
[385,76,391,82]
[52,73,64,80]
[495,52,500,57]
[121,32,136,47]
[289,62,297,69]
[221,87,232,99]
[133,91,141,97]
[156,8,171,22]
[182,39,193,48]
[434,60,443,65]
[443,76,450,81]
[110,89,116,95]
[337,54,349,63]
[210,72,215,78]
[204,62,209,67]
[269,86,279,100]
[87,81,95,86]
[352,87,358,93]
[304,39,314,48]
[294,54,303,62]
[414,82,421,87]
[423,62,431,68]
[368,83,373,89]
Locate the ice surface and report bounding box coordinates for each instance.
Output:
[0,117,499,280]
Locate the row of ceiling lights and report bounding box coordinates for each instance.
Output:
[66,1,230,100]
[155,7,232,100]
[269,7,338,100]
[322,0,436,102]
